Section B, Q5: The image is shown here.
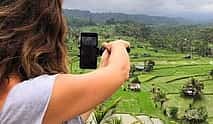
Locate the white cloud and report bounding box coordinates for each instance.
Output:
[200,4,213,12]
[63,0,213,18]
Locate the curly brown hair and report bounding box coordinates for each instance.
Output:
[0,0,69,86]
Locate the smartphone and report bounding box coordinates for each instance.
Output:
[79,32,98,69]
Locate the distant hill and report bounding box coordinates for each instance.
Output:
[63,9,188,25]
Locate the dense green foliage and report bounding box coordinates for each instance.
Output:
[63,9,184,25]
[182,106,208,124]
[66,16,97,27]
[147,25,213,56]
[69,22,213,57]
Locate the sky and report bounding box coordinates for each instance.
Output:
[63,0,213,20]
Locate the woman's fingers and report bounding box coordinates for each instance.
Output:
[114,40,130,48]
[99,49,110,68]
[102,42,111,52]
[109,40,130,49]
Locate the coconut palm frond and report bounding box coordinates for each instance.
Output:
[94,98,122,124]
[102,98,121,120]
[94,110,106,123]
[103,117,122,124]
[131,120,144,124]
[130,114,144,124]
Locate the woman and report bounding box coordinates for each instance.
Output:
[0,0,130,124]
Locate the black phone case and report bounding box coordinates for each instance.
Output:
[80,33,98,69]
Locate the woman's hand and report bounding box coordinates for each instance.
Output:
[99,40,130,68]
[100,40,130,80]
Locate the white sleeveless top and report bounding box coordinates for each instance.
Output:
[0,74,84,124]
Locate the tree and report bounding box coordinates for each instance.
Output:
[153,88,168,108]
[167,107,178,119]
[200,28,213,43]
[209,69,213,79]
[182,106,208,124]
[192,39,209,57]
[146,25,212,56]
[66,16,96,28]
[144,60,155,72]
[181,78,204,99]
[91,98,144,124]
[114,23,150,41]
[105,18,116,25]
[131,77,141,84]
[93,98,122,124]
[103,117,122,124]
[129,64,136,77]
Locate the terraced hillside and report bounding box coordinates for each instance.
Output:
[69,25,213,124]
[105,46,213,124]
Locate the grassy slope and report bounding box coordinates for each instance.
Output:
[109,47,213,123]
[71,25,213,124]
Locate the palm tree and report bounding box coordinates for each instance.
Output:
[182,106,208,124]
[181,78,204,99]
[209,69,213,79]
[130,64,136,78]
[144,60,155,72]
[153,88,168,109]
[92,98,121,124]
[167,107,178,119]
[103,117,122,124]
[130,115,144,124]
[89,98,145,124]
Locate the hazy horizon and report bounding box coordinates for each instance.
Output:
[63,0,213,21]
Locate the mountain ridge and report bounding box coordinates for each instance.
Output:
[63,9,188,25]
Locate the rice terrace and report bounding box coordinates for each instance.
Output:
[64,8,213,124]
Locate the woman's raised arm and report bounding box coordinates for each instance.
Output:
[43,40,130,124]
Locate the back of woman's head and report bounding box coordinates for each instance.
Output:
[0,0,69,86]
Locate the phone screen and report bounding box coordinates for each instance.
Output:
[80,33,98,69]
